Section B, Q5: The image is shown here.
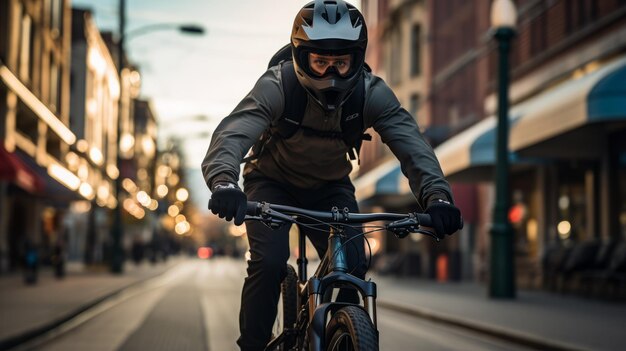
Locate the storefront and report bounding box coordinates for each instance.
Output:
[510,56,626,246]
[0,144,45,273]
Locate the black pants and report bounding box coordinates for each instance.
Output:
[237,172,367,350]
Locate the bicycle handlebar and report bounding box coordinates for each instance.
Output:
[245,201,431,226]
[244,201,440,240]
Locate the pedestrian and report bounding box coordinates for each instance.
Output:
[22,238,39,285]
[202,1,462,349]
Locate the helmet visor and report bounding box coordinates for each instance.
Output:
[308,52,353,77]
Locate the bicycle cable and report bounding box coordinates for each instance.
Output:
[281,213,386,275]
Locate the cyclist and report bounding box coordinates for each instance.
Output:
[202,1,463,349]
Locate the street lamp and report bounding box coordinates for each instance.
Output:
[110,0,205,273]
[489,0,517,298]
[124,24,205,41]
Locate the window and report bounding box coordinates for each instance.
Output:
[410,24,421,77]
[565,0,597,34]
[530,13,547,56]
[16,100,39,144]
[19,13,32,82]
[49,54,59,112]
[50,0,62,34]
[409,94,420,119]
[389,26,402,85]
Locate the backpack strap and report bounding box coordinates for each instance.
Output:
[340,75,371,162]
[242,61,307,163]
[273,61,307,139]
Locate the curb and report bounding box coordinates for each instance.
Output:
[0,261,182,351]
[377,299,590,351]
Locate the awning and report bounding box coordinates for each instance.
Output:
[435,116,496,181]
[433,111,526,182]
[353,158,412,207]
[14,151,82,203]
[0,144,44,194]
[510,56,626,155]
[432,57,626,180]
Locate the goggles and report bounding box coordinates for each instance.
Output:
[308,52,353,77]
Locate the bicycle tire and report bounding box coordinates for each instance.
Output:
[325,306,378,351]
[282,264,298,329]
[271,264,298,350]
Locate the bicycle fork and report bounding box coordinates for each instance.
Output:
[307,227,378,327]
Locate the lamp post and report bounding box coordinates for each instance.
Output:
[110,0,205,273]
[489,0,517,298]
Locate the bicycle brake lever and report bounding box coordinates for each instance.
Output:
[387,218,418,239]
[244,215,290,229]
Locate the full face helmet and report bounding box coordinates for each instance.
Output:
[291,0,368,112]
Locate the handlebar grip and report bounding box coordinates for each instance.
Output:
[415,213,432,227]
[246,201,261,216]
[416,213,464,231]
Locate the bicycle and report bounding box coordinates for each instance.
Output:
[239,200,454,351]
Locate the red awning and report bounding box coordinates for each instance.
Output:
[0,144,45,194]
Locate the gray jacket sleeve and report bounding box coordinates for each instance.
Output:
[201,68,284,189]
[364,75,453,209]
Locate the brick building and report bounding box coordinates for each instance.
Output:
[356,0,626,288]
[433,0,626,287]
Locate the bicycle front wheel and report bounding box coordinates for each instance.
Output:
[325,306,378,351]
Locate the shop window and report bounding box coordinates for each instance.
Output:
[557,165,591,242]
[617,135,626,240]
[511,171,539,260]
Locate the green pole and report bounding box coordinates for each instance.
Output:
[489,27,516,298]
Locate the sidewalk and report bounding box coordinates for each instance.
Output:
[374,274,626,351]
[0,257,182,349]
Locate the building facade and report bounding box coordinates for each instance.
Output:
[0,0,77,273]
[431,0,626,288]
[357,0,455,278]
[0,1,160,273]
[357,0,626,290]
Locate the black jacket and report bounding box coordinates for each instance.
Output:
[202,64,453,209]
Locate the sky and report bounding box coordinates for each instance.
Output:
[71,0,360,210]
[72,0,360,167]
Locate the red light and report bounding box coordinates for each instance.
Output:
[509,205,525,224]
[197,247,213,259]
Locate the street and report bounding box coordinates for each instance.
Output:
[27,258,532,351]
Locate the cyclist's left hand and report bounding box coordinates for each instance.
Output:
[425,199,462,237]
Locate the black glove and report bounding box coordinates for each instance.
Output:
[425,198,463,238]
[209,181,247,225]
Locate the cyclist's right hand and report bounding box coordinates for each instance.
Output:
[209,181,247,225]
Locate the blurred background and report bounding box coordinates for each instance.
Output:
[1,0,625,350]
